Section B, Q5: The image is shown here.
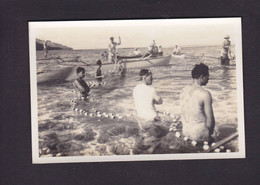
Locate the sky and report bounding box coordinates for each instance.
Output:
[30,18,241,50]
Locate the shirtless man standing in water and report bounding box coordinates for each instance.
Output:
[180,63,215,141]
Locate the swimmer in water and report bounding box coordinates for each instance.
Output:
[96,60,103,82]
[180,63,215,141]
[73,67,90,100]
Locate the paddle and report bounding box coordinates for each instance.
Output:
[195,53,205,64]
[203,132,238,153]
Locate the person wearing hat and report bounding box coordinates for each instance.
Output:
[221,35,232,65]
[133,69,162,123]
[223,35,231,52]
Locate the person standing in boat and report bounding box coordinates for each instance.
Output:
[108,36,121,63]
[220,35,231,65]
[108,36,121,72]
[180,63,215,141]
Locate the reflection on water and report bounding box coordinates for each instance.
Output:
[36,46,239,157]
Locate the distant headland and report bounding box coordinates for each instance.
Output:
[36,39,73,50]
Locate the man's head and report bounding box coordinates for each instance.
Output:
[140,69,153,85]
[76,67,85,78]
[110,37,114,41]
[96,60,102,66]
[224,35,230,40]
[191,63,209,85]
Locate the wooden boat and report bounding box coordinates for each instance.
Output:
[117,54,143,59]
[37,55,171,84]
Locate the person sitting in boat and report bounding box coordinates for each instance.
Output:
[173,45,181,55]
[147,40,160,56]
[133,69,162,123]
[133,48,141,56]
[96,60,103,82]
[220,35,232,65]
[101,51,108,60]
[180,63,215,141]
[73,67,90,100]
[108,36,121,63]
[158,45,163,56]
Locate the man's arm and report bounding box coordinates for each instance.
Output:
[74,80,87,92]
[153,90,163,104]
[203,91,215,135]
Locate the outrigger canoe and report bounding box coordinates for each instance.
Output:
[37,55,171,84]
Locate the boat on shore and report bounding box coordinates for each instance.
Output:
[37,55,171,84]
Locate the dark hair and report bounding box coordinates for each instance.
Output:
[110,37,114,40]
[96,60,102,65]
[191,63,209,79]
[139,69,152,77]
[76,67,85,74]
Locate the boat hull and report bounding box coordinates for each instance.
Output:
[37,55,171,84]
[102,55,171,70]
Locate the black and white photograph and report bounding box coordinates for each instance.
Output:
[29,18,245,163]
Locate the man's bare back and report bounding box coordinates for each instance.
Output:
[180,63,215,141]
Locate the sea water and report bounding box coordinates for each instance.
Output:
[36,46,238,157]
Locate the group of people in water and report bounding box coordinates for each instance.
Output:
[73,61,216,144]
[69,35,236,146]
[133,63,215,142]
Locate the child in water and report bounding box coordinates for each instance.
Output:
[73,67,90,100]
[96,60,103,82]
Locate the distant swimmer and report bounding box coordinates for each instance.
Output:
[180,63,215,141]
[173,45,181,55]
[43,40,50,58]
[220,35,232,65]
[73,67,90,100]
[133,69,162,123]
[96,60,103,82]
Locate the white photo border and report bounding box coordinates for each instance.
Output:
[29,18,245,164]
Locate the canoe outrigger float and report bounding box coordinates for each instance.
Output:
[37,55,172,84]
